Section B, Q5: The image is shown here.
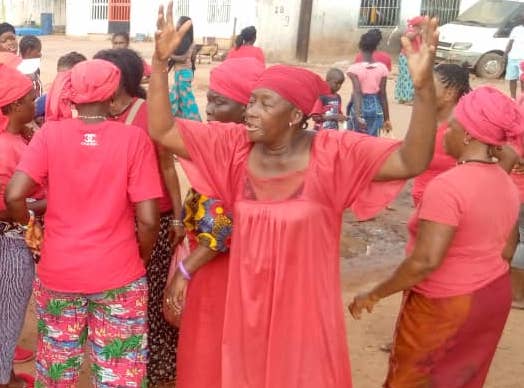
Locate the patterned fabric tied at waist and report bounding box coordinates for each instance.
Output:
[0,221,25,239]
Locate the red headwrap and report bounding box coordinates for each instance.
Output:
[253,65,330,115]
[454,86,524,146]
[46,59,121,121]
[408,16,425,27]
[0,63,34,132]
[210,58,265,105]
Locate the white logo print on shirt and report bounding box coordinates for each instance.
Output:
[81,133,98,146]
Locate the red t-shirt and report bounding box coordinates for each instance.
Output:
[111,98,172,213]
[411,122,456,206]
[354,51,392,71]
[226,45,266,65]
[17,119,163,293]
[407,163,518,298]
[0,131,44,211]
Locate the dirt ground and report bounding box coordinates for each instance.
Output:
[13,35,524,387]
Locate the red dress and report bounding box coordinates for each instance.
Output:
[178,120,405,387]
[226,45,265,65]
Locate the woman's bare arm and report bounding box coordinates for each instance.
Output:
[374,18,439,181]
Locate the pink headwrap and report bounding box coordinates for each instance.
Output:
[408,16,425,27]
[253,65,331,115]
[46,59,121,121]
[0,63,34,132]
[210,58,265,105]
[454,86,524,146]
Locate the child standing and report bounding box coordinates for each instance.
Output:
[19,35,43,97]
[311,68,346,130]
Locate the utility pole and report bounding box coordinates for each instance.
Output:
[296,0,313,62]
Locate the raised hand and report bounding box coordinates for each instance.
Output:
[402,17,439,90]
[154,1,192,62]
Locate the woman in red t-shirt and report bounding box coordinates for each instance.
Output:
[411,64,471,206]
[350,87,522,387]
[226,26,265,65]
[0,63,43,388]
[93,48,184,386]
[6,59,162,387]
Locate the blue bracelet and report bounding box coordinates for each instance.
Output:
[178,261,192,281]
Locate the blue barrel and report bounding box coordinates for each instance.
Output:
[41,13,53,35]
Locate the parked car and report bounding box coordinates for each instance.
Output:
[437,0,524,79]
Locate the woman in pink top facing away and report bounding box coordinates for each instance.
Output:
[149,6,439,387]
[350,87,522,388]
[411,63,471,206]
[354,29,392,71]
[5,59,163,387]
[226,26,265,65]
[347,30,390,136]
[93,47,184,386]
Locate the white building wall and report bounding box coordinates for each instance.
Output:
[130,0,256,41]
[0,0,65,27]
[65,0,90,36]
[255,0,301,61]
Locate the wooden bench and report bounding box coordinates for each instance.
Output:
[195,37,219,64]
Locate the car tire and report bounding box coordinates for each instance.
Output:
[475,52,505,79]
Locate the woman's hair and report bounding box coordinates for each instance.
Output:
[235,26,257,48]
[0,22,15,36]
[368,28,382,43]
[19,35,41,57]
[174,16,194,56]
[168,16,196,73]
[93,48,146,99]
[112,31,130,44]
[57,51,87,70]
[358,31,380,53]
[434,63,472,100]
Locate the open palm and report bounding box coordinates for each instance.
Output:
[402,17,439,90]
[154,1,192,61]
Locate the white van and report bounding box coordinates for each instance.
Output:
[436,0,524,78]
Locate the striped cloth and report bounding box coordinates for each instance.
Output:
[0,235,35,383]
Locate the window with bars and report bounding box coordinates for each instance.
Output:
[207,0,232,24]
[421,0,461,25]
[173,0,190,18]
[90,0,108,21]
[358,0,400,28]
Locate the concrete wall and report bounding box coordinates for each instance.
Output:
[0,0,66,27]
[65,0,90,36]
[255,0,302,62]
[307,0,424,63]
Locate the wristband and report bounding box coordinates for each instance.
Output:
[178,261,191,281]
